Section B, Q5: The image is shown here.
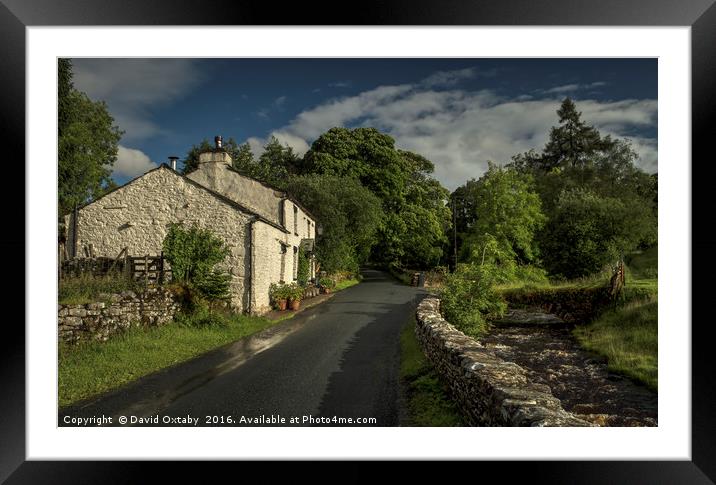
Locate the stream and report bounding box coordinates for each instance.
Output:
[483,309,657,427]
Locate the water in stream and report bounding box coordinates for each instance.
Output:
[482,311,657,427]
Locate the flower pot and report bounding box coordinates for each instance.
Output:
[277,299,287,311]
[323,288,331,295]
[289,299,301,311]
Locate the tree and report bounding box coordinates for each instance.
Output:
[254,136,300,188]
[58,59,123,216]
[507,98,658,278]
[540,188,656,279]
[459,163,546,269]
[182,137,256,175]
[284,174,383,274]
[541,97,606,171]
[232,142,257,176]
[301,127,412,208]
[301,128,451,268]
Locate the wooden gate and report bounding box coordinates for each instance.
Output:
[130,254,170,285]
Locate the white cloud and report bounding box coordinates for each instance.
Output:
[420,66,498,88]
[421,67,477,87]
[543,84,580,94]
[113,145,157,178]
[541,81,608,95]
[72,59,205,142]
[244,71,657,190]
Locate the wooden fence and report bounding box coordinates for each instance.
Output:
[59,247,172,286]
[608,258,626,300]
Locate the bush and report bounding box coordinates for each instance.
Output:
[318,277,336,290]
[162,223,231,308]
[162,223,230,283]
[439,263,506,338]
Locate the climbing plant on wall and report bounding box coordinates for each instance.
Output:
[297,246,310,287]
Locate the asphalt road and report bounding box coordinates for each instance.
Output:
[59,269,426,427]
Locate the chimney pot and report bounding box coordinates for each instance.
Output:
[168,156,179,171]
[214,135,223,150]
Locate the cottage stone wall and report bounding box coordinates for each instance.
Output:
[66,167,252,311]
[415,297,592,426]
[58,287,180,343]
[187,162,284,226]
[251,222,288,314]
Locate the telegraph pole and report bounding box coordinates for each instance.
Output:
[453,196,457,272]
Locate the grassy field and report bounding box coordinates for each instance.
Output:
[573,299,658,390]
[399,317,464,426]
[59,312,278,407]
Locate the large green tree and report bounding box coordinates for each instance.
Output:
[540,188,656,279]
[254,136,301,188]
[457,163,546,280]
[58,59,123,216]
[509,98,657,278]
[301,128,450,268]
[301,127,412,208]
[284,174,383,274]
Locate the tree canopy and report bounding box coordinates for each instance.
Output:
[58,59,123,216]
[301,128,450,268]
[284,174,383,274]
[507,97,657,278]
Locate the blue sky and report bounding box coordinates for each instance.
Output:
[71,58,657,190]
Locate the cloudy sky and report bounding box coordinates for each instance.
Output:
[70,58,657,190]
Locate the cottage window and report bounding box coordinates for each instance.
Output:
[307,219,310,238]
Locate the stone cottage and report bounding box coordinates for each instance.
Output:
[64,136,317,314]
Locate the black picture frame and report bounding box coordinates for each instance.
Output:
[2,0,712,482]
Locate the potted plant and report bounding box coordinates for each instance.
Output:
[269,282,289,311]
[319,277,336,294]
[287,283,303,311]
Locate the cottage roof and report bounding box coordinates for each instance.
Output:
[72,164,289,234]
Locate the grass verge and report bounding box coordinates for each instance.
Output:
[572,299,658,391]
[400,316,464,426]
[59,312,278,407]
[335,278,360,292]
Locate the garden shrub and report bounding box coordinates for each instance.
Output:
[162,223,231,309]
[439,263,506,338]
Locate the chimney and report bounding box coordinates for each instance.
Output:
[198,134,232,167]
[168,156,179,171]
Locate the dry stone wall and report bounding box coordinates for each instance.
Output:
[415,296,593,427]
[58,287,181,344]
